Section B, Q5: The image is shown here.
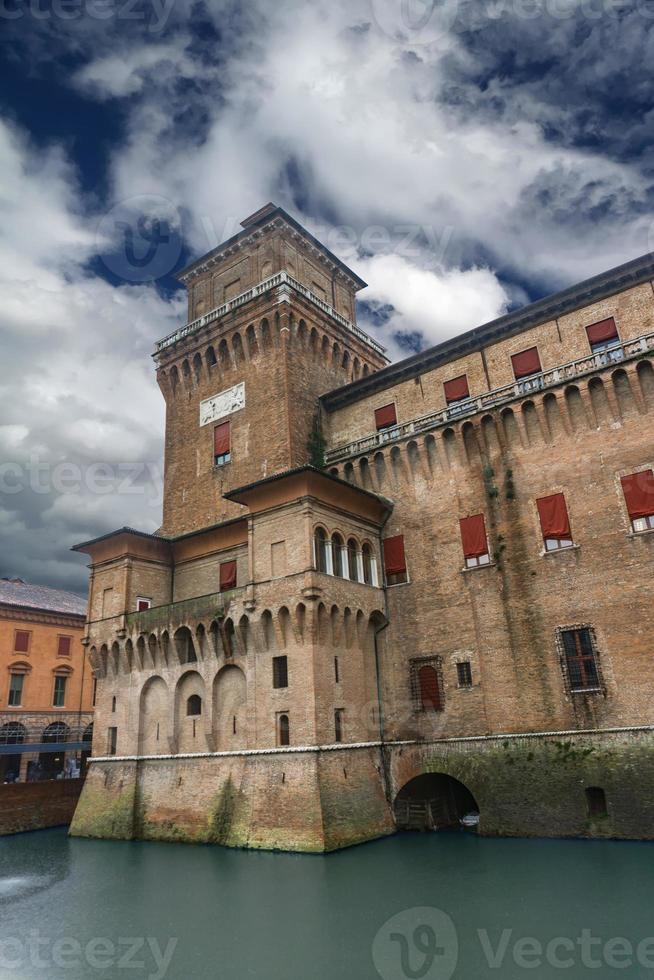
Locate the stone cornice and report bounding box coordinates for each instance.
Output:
[0,604,85,630]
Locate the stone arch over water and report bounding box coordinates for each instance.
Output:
[394,773,479,832]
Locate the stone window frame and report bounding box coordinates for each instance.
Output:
[556,624,606,697]
[409,655,444,713]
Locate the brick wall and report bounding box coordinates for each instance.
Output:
[0,779,84,835]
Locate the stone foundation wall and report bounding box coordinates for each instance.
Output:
[70,746,395,852]
[389,729,654,840]
[71,730,654,851]
[0,779,84,835]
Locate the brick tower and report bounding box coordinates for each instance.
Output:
[155,203,388,535]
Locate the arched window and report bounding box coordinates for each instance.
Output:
[418,666,442,712]
[187,695,202,717]
[332,533,345,577]
[0,722,26,745]
[362,543,374,585]
[314,527,328,573]
[586,786,607,818]
[347,538,359,581]
[43,722,70,743]
[278,713,290,746]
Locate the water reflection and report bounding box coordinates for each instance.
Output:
[0,832,71,905]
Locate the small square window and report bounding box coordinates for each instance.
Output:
[456,662,473,687]
[137,597,152,612]
[14,630,30,653]
[57,635,72,657]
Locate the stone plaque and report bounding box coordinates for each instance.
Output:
[199,382,245,427]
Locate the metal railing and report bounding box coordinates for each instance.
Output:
[325,332,654,464]
[154,271,387,357]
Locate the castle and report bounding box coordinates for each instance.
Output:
[71,203,654,850]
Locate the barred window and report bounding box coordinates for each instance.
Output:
[559,627,602,693]
[456,661,473,688]
[410,657,444,712]
[273,655,288,689]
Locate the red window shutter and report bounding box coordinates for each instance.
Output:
[621,470,654,520]
[219,560,237,591]
[375,404,397,430]
[511,347,542,379]
[214,421,231,456]
[537,493,572,540]
[14,631,29,653]
[444,374,470,403]
[586,318,618,345]
[137,599,151,612]
[383,535,406,575]
[459,515,488,558]
[418,666,442,711]
[57,636,71,657]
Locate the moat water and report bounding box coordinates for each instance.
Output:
[1,829,654,980]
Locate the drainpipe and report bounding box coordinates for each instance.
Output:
[373,509,394,808]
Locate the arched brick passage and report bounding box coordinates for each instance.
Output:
[394,773,479,831]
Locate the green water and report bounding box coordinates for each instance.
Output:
[1,829,654,979]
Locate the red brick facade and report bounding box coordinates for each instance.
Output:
[71,205,654,849]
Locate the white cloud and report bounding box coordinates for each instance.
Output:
[357,253,509,356]
[0,118,182,591]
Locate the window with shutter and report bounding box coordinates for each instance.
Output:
[374,403,397,432]
[57,636,72,657]
[8,674,24,707]
[383,534,408,585]
[621,470,654,532]
[418,665,442,712]
[537,493,574,550]
[219,560,237,591]
[137,597,152,612]
[444,374,470,405]
[586,317,620,354]
[214,421,231,465]
[14,631,30,653]
[511,347,542,390]
[459,515,490,567]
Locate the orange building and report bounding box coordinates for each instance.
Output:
[0,578,93,782]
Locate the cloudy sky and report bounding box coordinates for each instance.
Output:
[1,0,652,595]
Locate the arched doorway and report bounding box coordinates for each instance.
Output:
[394,773,479,832]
